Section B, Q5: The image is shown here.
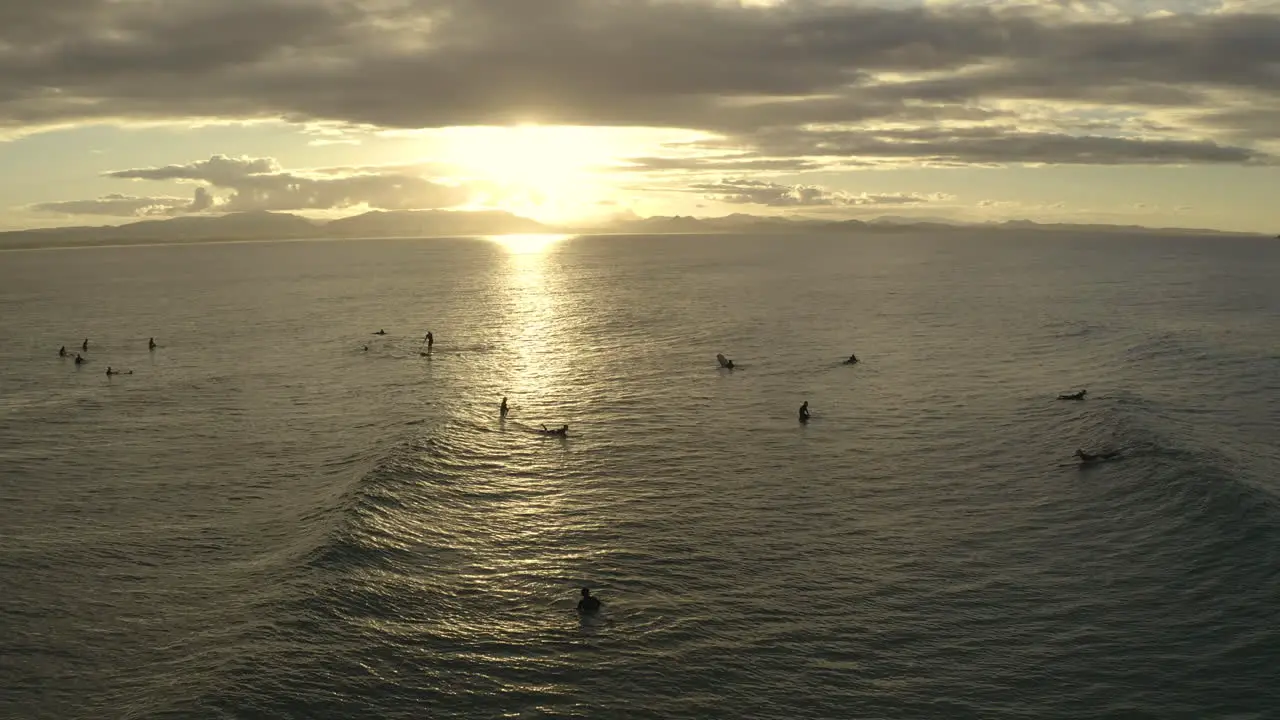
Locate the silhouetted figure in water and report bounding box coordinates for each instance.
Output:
[74,354,86,365]
[59,346,68,357]
[105,367,132,376]
[82,338,89,352]
[844,353,859,365]
[1076,448,1120,464]
[541,424,568,437]
[500,397,509,418]
[149,337,156,350]
[578,587,602,615]
[1058,389,1087,401]
[425,331,434,352]
[799,401,810,423]
[362,345,369,352]
[374,329,387,335]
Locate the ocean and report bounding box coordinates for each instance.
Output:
[1,231,1277,719]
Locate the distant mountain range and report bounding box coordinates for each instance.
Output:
[0,208,1261,250]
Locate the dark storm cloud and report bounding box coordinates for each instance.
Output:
[2,0,1279,163]
[100,154,471,213]
[689,179,950,208]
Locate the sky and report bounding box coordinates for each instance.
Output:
[1,0,1278,233]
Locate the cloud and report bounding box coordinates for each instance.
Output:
[31,192,204,217]
[694,126,1268,165]
[106,155,279,184]
[689,179,953,207]
[103,154,471,213]
[2,0,1279,167]
[618,155,826,173]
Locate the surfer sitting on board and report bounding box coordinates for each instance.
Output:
[578,587,602,615]
[844,353,859,364]
[1058,389,1087,400]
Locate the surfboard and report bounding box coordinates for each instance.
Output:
[717,353,731,368]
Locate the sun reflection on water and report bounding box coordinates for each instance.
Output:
[487,233,573,256]
[489,234,577,425]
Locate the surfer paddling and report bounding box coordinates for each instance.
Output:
[1058,389,1087,400]
[1076,448,1121,464]
[540,424,569,437]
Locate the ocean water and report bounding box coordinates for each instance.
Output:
[1,231,1278,720]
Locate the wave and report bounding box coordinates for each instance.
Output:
[1056,390,1280,555]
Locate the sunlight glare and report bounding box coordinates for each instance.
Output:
[487,233,572,255]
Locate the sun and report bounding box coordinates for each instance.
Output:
[429,125,630,223]
[435,126,607,218]
[402,124,711,223]
[440,125,605,184]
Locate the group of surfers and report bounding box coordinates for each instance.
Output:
[58,337,157,375]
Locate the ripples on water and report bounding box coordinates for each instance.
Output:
[1,232,1278,719]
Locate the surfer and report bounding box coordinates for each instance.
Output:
[362,345,369,352]
[148,337,156,350]
[1058,389,1087,400]
[541,424,569,436]
[500,397,509,418]
[105,367,132,376]
[1076,448,1120,464]
[74,354,86,365]
[374,329,387,335]
[799,401,810,423]
[577,587,602,615]
[844,353,859,365]
[58,346,68,357]
[82,338,89,351]
[425,331,433,352]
